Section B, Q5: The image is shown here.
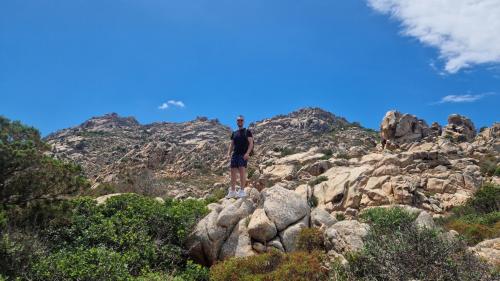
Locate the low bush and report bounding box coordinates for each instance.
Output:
[359,207,417,233]
[204,188,227,204]
[336,152,350,160]
[350,207,495,281]
[479,155,500,177]
[320,149,333,160]
[278,147,297,157]
[467,183,499,214]
[210,250,328,281]
[335,213,345,221]
[31,247,132,281]
[296,227,325,253]
[173,260,209,281]
[1,194,209,280]
[441,183,500,245]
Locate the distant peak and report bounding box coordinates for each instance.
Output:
[81,113,140,130]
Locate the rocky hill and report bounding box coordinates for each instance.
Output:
[45,108,499,267]
[186,111,499,266]
[45,108,378,198]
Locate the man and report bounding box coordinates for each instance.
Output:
[226,115,254,198]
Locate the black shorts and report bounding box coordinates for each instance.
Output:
[230,154,247,168]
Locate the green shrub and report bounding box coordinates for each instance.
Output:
[31,247,132,281]
[350,207,494,281]
[320,149,333,160]
[279,147,297,157]
[210,250,328,281]
[296,228,325,253]
[467,183,499,214]
[445,220,500,245]
[308,176,328,187]
[336,152,350,160]
[335,213,345,221]
[0,231,46,279]
[41,194,208,277]
[359,207,417,233]
[204,188,227,204]
[247,167,256,179]
[479,156,499,177]
[0,209,6,232]
[173,260,209,281]
[441,184,500,245]
[308,194,318,208]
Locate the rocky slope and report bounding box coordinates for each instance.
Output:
[186,110,499,266]
[45,108,378,198]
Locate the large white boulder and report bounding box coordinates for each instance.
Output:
[263,184,310,231]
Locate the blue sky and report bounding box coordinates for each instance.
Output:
[1,0,499,135]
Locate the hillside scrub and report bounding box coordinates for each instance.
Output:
[1,194,209,280]
[350,207,496,281]
[0,116,89,206]
[440,183,500,245]
[0,117,210,280]
[210,250,328,281]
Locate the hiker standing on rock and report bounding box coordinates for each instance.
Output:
[226,115,253,198]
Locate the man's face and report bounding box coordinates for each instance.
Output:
[237,118,244,127]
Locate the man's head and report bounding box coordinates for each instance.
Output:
[236,115,244,128]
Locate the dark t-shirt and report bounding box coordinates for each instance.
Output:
[231,128,253,156]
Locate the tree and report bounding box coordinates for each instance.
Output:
[0,116,89,206]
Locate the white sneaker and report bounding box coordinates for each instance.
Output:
[237,188,247,198]
[225,189,237,199]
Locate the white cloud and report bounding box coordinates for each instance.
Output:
[158,103,169,110]
[367,0,500,73]
[167,100,185,108]
[433,92,496,104]
[158,100,185,110]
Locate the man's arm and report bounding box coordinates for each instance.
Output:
[244,137,253,160]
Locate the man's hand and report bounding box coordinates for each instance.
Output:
[243,153,249,160]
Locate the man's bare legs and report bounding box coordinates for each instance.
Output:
[230,168,238,191]
[238,166,246,190]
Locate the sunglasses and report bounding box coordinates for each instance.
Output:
[237,119,244,122]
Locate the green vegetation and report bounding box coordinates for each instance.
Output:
[247,167,256,179]
[204,187,227,204]
[1,116,499,280]
[335,213,346,221]
[273,146,297,157]
[0,116,89,205]
[479,155,500,177]
[336,152,351,160]
[308,175,328,186]
[210,250,328,281]
[0,117,209,280]
[296,227,325,253]
[359,207,418,232]
[1,194,208,280]
[440,183,500,245]
[320,148,333,160]
[307,193,318,208]
[350,207,495,281]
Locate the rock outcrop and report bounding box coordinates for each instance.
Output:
[186,185,311,265]
[470,238,500,267]
[380,111,432,148]
[442,114,476,142]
